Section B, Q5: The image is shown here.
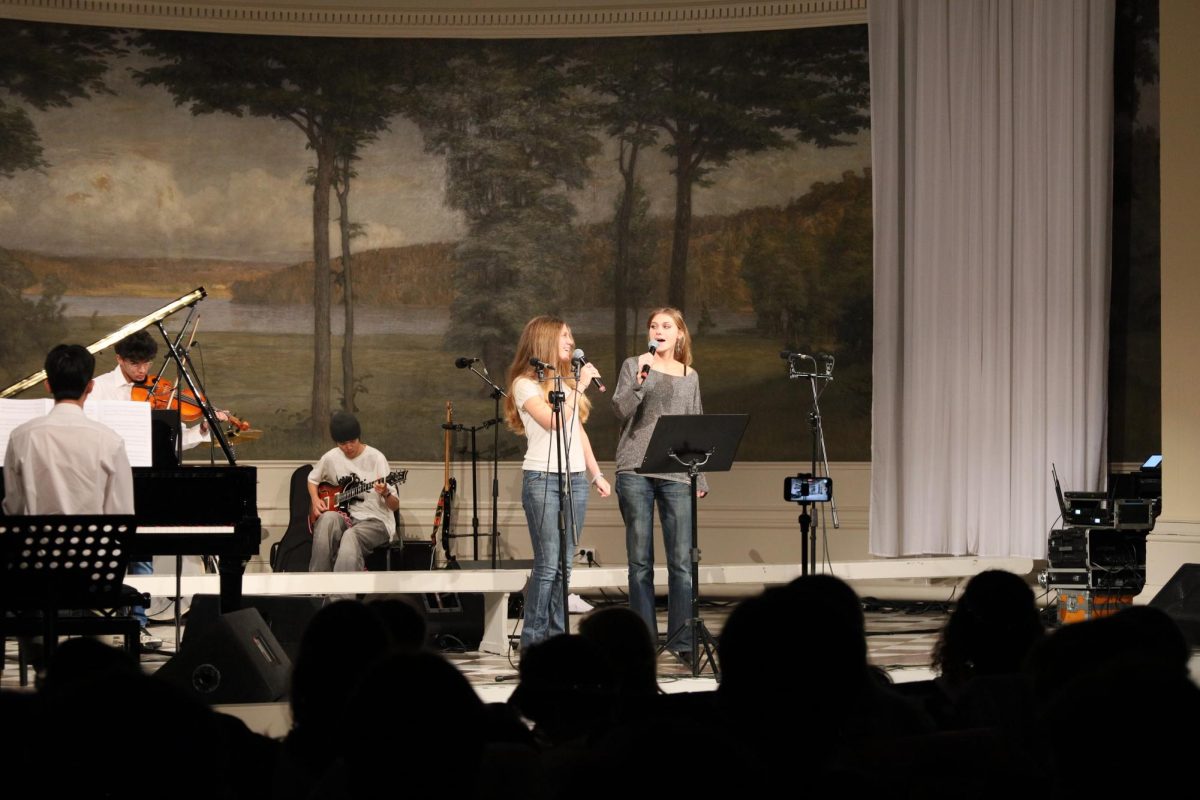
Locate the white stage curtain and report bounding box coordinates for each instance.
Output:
[868,0,1114,558]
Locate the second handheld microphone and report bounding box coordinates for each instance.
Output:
[639,341,658,378]
[571,349,606,393]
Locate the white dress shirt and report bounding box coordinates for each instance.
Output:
[88,365,210,451]
[2,403,135,515]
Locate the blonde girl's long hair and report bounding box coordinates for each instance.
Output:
[647,307,694,368]
[504,315,592,435]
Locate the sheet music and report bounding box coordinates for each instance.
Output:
[84,400,153,467]
[0,398,152,467]
[0,399,54,466]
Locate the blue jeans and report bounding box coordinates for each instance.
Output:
[617,472,693,653]
[127,560,153,628]
[521,470,589,649]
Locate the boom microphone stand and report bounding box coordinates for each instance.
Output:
[783,352,837,575]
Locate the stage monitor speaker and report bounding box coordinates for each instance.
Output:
[415,591,485,651]
[156,607,292,704]
[367,592,485,651]
[182,594,324,662]
[1148,563,1200,647]
[365,540,433,571]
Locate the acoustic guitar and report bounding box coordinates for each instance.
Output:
[310,469,408,525]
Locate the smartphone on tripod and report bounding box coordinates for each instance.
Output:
[784,474,833,503]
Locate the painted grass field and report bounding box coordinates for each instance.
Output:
[62,314,873,464]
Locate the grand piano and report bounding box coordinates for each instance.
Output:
[0,466,260,611]
[130,466,260,610]
[1,289,261,611]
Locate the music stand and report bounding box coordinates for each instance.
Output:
[150,408,182,468]
[637,413,748,678]
[0,515,137,663]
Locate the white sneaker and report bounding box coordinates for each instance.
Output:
[568,594,594,614]
[139,627,163,651]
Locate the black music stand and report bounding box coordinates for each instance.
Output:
[637,413,748,678]
[0,515,138,664]
[150,408,182,467]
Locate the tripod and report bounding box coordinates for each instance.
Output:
[785,353,838,575]
[639,413,749,678]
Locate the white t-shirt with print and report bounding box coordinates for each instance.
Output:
[513,376,585,474]
[308,444,397,537]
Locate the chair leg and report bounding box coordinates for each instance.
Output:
[17,637,29,687]
[126,620,139,657]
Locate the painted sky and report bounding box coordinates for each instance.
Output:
[0,50,872,263]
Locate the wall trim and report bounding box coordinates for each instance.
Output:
[0,0,867,37]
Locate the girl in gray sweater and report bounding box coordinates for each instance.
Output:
[611,307,707,659]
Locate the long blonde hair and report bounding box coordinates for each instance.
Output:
[647,306,694,368]
[504,315,591,435]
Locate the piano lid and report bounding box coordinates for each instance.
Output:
[0,288,206,399]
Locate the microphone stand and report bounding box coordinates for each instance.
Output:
[786,354,837,575]
[462,363,508,568]
[552,371,573,637]
[536,361,573,638]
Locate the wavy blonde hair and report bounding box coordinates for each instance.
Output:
[647,306,694,368]
[504,315,591,435]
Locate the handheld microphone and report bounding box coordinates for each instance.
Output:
[571,349,606,393]
[639,341,658,378]
[455,356,479,369]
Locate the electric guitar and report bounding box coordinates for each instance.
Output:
[431,401,457,565]
[310,469,409,525]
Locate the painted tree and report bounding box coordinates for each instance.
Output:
[610,178,658,365]
[134,33,415,437]
[609,29,870,315]
[0,22,117,382]
[576,40,662,373]
[0,21,117,178]
[332,149,364,412]
[0,252,66,384]
[408,43,600,375]
[741,170,872,360]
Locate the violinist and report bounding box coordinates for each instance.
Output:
[88,330,226,450]
[86,329,224,649]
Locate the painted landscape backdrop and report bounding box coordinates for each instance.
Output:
[0,22,874,462]
[0,10,1159,464]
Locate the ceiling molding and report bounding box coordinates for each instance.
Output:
[0,0,867,37]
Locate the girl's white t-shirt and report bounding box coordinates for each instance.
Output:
[513,376,585,474]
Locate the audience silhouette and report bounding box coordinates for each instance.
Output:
[3,572,1196,799]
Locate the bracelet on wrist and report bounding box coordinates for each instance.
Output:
[590,472,604,485]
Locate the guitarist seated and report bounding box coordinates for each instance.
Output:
[308,411,399,578]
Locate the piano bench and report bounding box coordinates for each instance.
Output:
[1,612,142,687]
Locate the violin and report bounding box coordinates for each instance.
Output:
[130,374,250,431]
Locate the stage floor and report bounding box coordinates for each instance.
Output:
[1,599,946,702]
